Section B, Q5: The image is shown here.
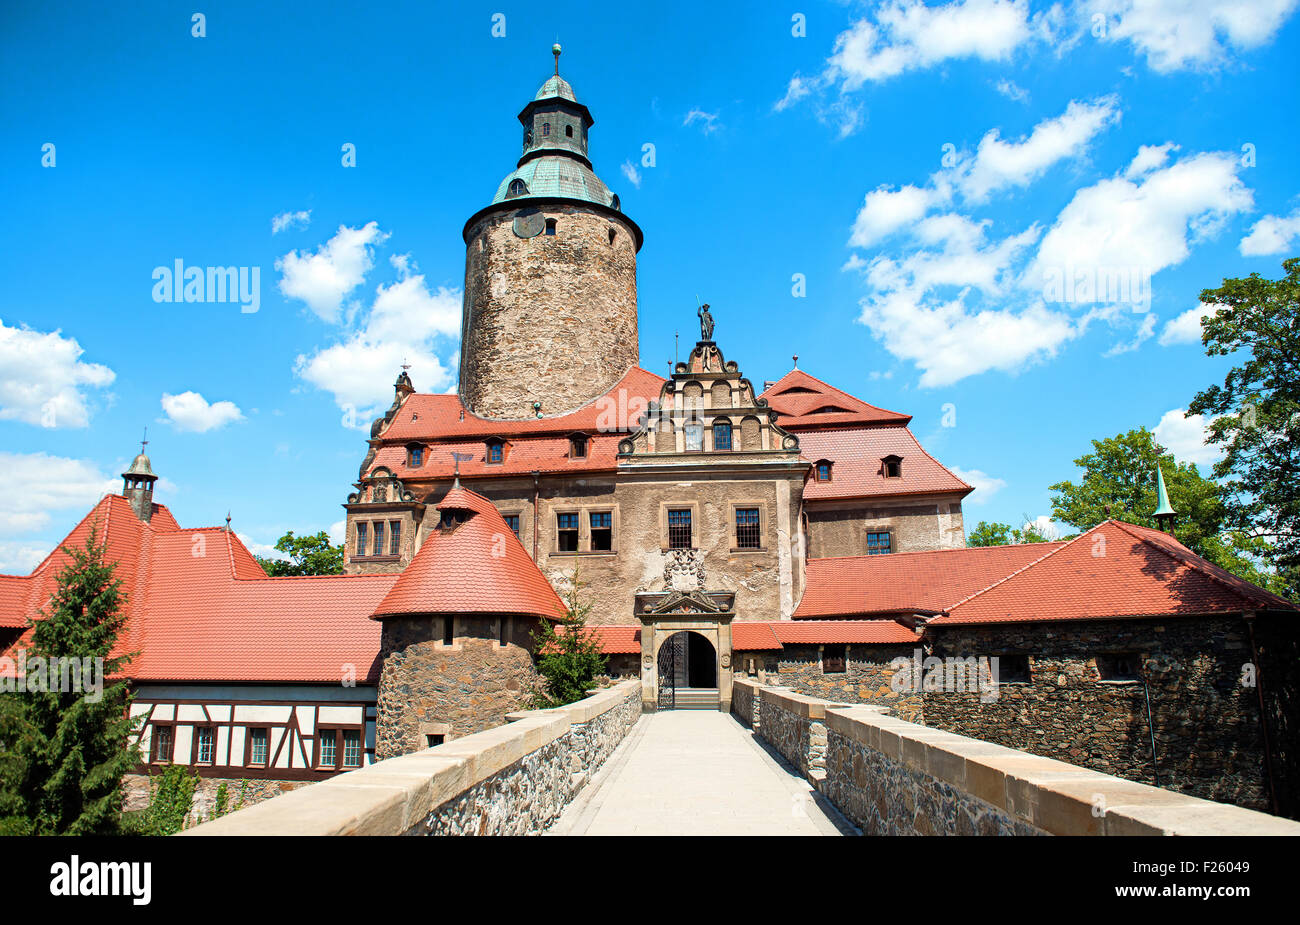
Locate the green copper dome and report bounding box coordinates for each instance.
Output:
[492,156,617,208]
[534,75,577,102]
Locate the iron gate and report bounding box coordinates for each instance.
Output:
[657,632,688,710]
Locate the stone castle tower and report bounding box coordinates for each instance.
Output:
[458,46,643,420]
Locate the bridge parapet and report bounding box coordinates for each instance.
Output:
[182,680,641,836]
[732,678,1300,836]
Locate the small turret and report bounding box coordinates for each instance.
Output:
[1154,464,1177,534]
[122,435,158,523]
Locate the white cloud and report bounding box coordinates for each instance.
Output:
[1089,0,1299,72]
[993,78,1029,102]
[328,519,346,546]
[1028,151,1252,289]
[1158,303,1216,345]
[1153,407,1222,469]
[773,75,812,111]
[1102,310,1157,356]
[949,466,1007,504]
[1022,514,1062,540]
[160,391,244,432]
[1124,142,1178,179]
[951,96,1120,202]
[1239,207,1300,256]
[0,452,118,538]
[849,184,942,247]
[829,0,1041,89]
[276,221,389,323]
[271,209,311,234]
[236,532,286,561]
[0,319,115,429]
[0,541,50,574]
[683,109,720,133]
[621,160,642,189]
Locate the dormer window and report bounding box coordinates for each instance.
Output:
[569,435,588,459]
[507,179,528,198]
[486,440,504,464]
[882,455,903,479]
[814,460,833,482]
[406,444,424,467]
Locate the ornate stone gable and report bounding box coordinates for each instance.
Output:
[618,332,801,458]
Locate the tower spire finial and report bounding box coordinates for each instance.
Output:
[552,42,562,76]
[140,426,149,455]
[1153,463,1177,533]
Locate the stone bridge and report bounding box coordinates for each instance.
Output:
[185,678,1300,837]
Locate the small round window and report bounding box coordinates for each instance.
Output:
[507,179,528,197]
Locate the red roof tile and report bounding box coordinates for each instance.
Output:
[0,494,398,683]
[769,619,918,645]
[372,486,566,620]
[578,625,642,654]
[760,369,911,430]
[799,427,971,501]
[731,622,782,650]
[934,520,1297,625]
[795,543,1067,618]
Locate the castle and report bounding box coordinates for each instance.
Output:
[1,49,1296,819]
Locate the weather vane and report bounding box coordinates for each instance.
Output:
[140,426,149,454]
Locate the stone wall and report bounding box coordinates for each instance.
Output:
[375,613,546,759]
[772,643,922,722]
[924,616,1271,811]
[804,496,965,558]
[123,773,307,825]
[460,204,640,420]
[733,678,1300,836]
[182,680,642,836]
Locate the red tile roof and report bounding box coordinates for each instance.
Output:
[934,520,1297,625]
[799,427,972,501]
[0,494,398,683]
[367,367,665,483]
[769,619,918,645]
[731,622,782,650]
[372,486,566,620]
[580,625,642,654]
[760,369,911,430]
[795,543,1062,618]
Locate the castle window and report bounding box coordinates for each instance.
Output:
[882,455,903,479]
[487,440,504,464]
[503,513,520,538]
[608,227,617,245]
[407,445,423,467]
[557,512,579,552]
[195,726,215,764]
[815,461,833,482]
[248,727,268,766]
[545,218,557,235]
[372,521,385,557]
[500,616,509,647]
[822,645,847,674]
[507,178,528,197]
[426,733,445,748]
[994,655,1031,684]
[684,421,704,452]
[342,729,362,768]
[150,724,174,764]
[318,729,337,769]
[611,194,621,211]
[569,435,588,458]
[541,122,550,136]
[389,520,401,556]
[355,522,368,556]
[668,509,692,550]
[443,616,454,646]
[565,124,573,137]
[590,511,613,551]
[713,420,732,451]
[1097,653,1141,682]
[735,507,761,549]
[866,531,891,555]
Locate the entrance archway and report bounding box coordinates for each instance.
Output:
[657,631,717,709]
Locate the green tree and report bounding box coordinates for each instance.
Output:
[967,518,1058,546]
[122,764,198,836]
[0,529,139,835]
[1188,258,1300,594]
[1049,427,1283,591]
[256,530,344,576]
[531,570,607,708]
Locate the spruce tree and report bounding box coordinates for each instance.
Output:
[532,568,607,707]
[0,528,139,835]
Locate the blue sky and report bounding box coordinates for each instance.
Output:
[2,0,1298,569]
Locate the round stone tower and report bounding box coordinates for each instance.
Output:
[459,46,643,420]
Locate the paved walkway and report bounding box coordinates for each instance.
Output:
[550,711,855,836]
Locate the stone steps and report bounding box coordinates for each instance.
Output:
[665,688,721,710]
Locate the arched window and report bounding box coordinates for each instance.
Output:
[814,460,833,482]
[541,122,550,136]
[712,419,732,451]
[486,439,505,464]
[406,444,424,467]
[611,194,621,211]
[545,218,557,235]
[608,227,617,245]
[507,179,527,198]
[882,455,903,479]
[565,124,573,137]
[569,435,588,459]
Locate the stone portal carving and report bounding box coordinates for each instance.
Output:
[663,548,706,592]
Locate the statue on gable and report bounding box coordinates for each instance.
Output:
[697,303,715,342]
